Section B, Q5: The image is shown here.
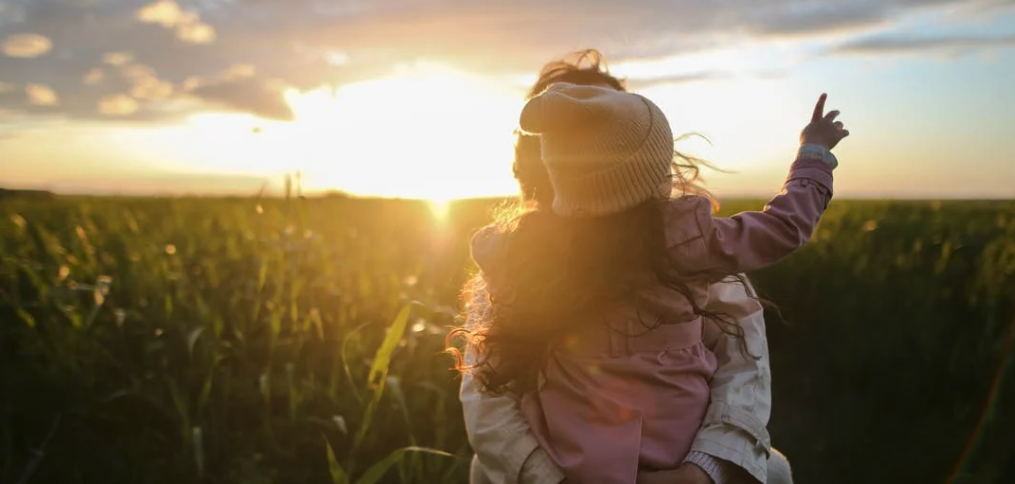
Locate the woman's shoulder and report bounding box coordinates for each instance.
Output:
[471,223,501,246]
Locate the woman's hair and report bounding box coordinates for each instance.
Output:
[447,49,753,396]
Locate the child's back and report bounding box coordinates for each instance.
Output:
[469,83,846,483]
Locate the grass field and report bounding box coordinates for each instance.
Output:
[1,194,1013,484]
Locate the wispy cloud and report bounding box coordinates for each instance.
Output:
[188,78,294,120]
[136,0,216,44]
[1,33,52,58]
[97,94,139,116]
[0,0,1010,123]
[833,34,1015,55]
[82,68,104,85]
[103,52,135,66]
[25,84,59,106]
[625,71,732,90]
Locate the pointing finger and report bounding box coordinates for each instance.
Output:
[812,93,827,123]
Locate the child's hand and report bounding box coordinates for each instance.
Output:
[800,93,850,150]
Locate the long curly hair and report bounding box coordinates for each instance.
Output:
[447,49,754,396]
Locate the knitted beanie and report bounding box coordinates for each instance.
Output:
[518,82,674,216]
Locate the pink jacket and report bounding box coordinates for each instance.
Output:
[461,277,779,484]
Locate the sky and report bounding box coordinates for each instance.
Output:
[1,0,1014,200]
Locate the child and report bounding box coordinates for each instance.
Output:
[461,83,847,484]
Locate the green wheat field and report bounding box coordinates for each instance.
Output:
[1,193,1013,484]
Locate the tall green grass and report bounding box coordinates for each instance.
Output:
[1,195,1013,483]
[0,190,474,484]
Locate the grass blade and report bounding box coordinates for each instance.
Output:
[354,446,452,484]
[325,436,349,484]
[340,321,371,404]
[353,305,411,449]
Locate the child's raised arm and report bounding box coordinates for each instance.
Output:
[667,94,849,279]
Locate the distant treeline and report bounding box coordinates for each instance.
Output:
[0,188,55,200]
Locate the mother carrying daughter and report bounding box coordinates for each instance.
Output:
[451,52,848,484]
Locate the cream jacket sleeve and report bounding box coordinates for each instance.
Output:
[460,275,772,484]
[691,276,772,484]
[459,279,566,484]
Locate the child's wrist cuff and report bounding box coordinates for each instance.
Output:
[684,451,736,484]
[798,144,838,169]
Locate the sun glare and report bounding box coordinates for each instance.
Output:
[287,63,523,201]
[199,61,526,201]
[148,61,524,201]
[427,197,452,221]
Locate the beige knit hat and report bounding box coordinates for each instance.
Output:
[519,82,674,216]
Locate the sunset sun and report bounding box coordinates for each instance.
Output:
[257,62,523,200]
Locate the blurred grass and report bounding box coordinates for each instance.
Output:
[0,194,1013,484]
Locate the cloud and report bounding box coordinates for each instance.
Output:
[82,68,104,85]
[175,21,216,44]
[189,78,294,121]
[0,82,15,93]
[104,52,134,66]
[745,2,892,37]
[833,34,1015,55]
[181,76,204,92]
[136,0,186,28]
[120,63,175,100]
[98,94,139,116]
[26,84,59,106]
[2,33,53,58]
[223,63,256,80]
[626,71,735,90]
[252,0,975,70]
[136,0,216,44]
[326,51,350,66]
[0,0,1010,124]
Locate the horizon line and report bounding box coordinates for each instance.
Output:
[3,187,1013,203]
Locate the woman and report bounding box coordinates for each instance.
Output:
[457,50,793,484]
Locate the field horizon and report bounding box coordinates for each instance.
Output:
[4,186,1015,204]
